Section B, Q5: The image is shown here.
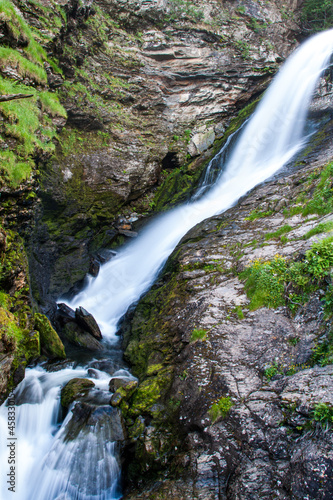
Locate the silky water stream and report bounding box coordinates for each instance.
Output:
[1,28,333,500]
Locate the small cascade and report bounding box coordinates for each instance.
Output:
[1,28,333,500]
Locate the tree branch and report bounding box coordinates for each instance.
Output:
[0,93,34,103]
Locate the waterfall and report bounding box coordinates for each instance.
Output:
[1,28,333,500]
[66,28,333,341]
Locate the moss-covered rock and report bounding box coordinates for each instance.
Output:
[60,378,95,409]
[0,228,40,402]
[34,312,66,359]
[62,322,104,351]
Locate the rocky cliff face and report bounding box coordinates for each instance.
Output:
[0,0,303,309]
[120,113,333,499]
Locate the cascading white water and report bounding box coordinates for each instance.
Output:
[66,29,333,341]
[1,28,333,500]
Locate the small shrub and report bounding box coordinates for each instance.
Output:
[245,208,274,221]
[233,306,244,320]
[241,255,287,310]
[241,235,333,311]
[288,337,300,346]
[305,236,333,278]
[313,402,333,425]
[265,362,280,381]
[312,330,333,367]
[190,328,207,342]
[303,162,333,216]
[209,396,234,422]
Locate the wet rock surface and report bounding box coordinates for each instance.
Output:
[13,0,303,306]
[55,303,104,350]
[122,124,333,498]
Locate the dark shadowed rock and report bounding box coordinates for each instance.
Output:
[62,322,103,351]
[89,257,100,277]
[66,109,104,130]
[63,402,126,443]
[56,303,76,323]
[75,307,102,340]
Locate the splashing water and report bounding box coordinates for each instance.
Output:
[66,29,333,341]
[1,28,333,500]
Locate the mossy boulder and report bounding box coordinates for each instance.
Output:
[61,378,95,409]
[0,306,40,402]
[110,380,138,407]
[34,313,66,359]
[62,322,104,351]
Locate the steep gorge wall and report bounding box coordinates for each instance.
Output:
[0,0,309,438]
[1,0,303,311]
[121,114,333,499]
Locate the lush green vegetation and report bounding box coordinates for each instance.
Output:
[245,208,274,221]
[241,235,333,311]
[209,396,234,422]
[301,0,333,32]
[264,362,280,381]
[313,402,333,426]
[0,0,47,64]
[0,0,67,187]
[0,46,47,83]
[303,162,333,216]
[190,328,207,342]
[0,77,66,186]
[312,325,333,367]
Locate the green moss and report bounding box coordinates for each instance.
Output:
[221,98,260,143]
[190,328,207,342]
[60,378,95,408]
[34,313,66,359]
[0,307,24,347]
[147,363,164,376]
[127,368,173,418]
[264,224,292,241]
[313,402,333,425]
[209,396,234,422]
[304,220,333,239]
[153,168,197,212]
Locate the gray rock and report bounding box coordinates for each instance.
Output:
[75,307,102,340]
[62,322,103,351]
